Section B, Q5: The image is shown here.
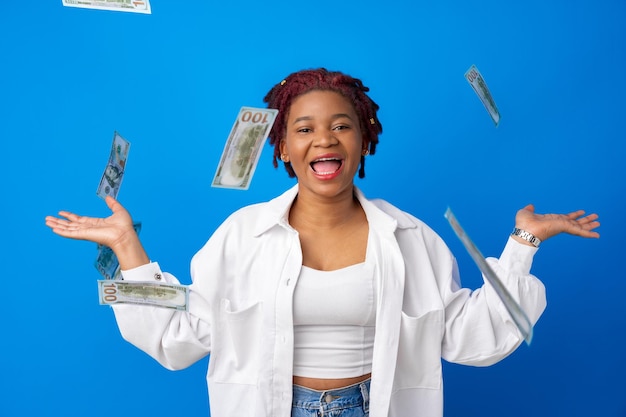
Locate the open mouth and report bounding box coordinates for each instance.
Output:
[310,157,344,175]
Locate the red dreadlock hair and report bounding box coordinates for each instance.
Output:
[263,68,382,178]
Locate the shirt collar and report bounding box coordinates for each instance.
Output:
[253,184,417,237]
[252,184,299,237]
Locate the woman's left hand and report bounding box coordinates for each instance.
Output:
[514,204,600,243]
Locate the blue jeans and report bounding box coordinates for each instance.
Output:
[292,379,370,417]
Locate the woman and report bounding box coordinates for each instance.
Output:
[45,68,600,417]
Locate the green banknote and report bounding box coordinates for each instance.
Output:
[62,0,151,14]
[212,107,278,190]
[465,64,501,126]
[445,207,533,345]
[98,280,189,311]
[96,131,130,200]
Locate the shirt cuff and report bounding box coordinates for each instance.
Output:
[120,262,164,282]
[498,236,538,275]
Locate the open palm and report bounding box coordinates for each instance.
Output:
[515,204,600,242]
[45,196,135,249]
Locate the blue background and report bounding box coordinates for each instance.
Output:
[1,1,624,416]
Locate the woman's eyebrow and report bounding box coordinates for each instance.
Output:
[292,113,354,125]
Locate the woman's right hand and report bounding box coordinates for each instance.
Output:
[45,196,150,270]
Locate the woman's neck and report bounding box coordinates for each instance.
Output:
[289,185,361,231]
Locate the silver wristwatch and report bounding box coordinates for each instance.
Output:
[511,228,541,248]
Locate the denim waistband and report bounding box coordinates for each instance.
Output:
[292,378,370,414]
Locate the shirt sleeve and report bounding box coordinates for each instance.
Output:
[497,236,538,275]
[485,237,547,335]
[118,261,168,282]
[111,262,212,370]
[441,237,547,366]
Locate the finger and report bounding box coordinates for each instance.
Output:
[44,215,59,224]
[57,210,84,223]
[566,219,600,237]
[47,223,82,238]
[46,216,72,228]
[58,210,103,227]
[563,209,586,220]
[577,213,599,224]
[45,217,61,229]
[47,222,76,234]
[578,229,600,238]
[105,195,124,213]
[45,216,74,229]
[581,220,601,231]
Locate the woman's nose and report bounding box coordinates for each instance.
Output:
[313,129,337,147]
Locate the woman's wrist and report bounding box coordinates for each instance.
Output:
[112,232,150,270]
[511,228,541,248]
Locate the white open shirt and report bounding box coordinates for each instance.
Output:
[113,184,546,417]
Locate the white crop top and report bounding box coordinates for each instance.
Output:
[292,262,377,378]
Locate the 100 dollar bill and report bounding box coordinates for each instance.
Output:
[212,107,278,190]
[97,131,130,200]
[62,0,151,14]
[98,280,189,311]
[444,208,533,345]
[465,65,500,126]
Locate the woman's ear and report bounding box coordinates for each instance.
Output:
[279,141,289,162]
[361,138,370,156]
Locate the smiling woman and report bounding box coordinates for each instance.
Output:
[44,68,600,417]
[279,90,364,192]
[264,68,382,179]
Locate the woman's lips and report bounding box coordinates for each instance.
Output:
[310,155,344,179]
[311,159,342,174]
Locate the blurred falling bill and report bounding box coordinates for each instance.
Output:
[94,246,119,281]
[96,131,130,200]
[444,207,533,345]
[95,222,142,280]
[61,0,151,14]
[212,107,278,190]
[98,280,189,311]
[464,64,501,126]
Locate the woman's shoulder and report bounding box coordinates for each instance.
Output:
[366,197,429,229]
[363,196,448,245]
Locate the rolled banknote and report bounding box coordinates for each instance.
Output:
[97,131,130,200]
[445,207,533,345]
[212,107,278,190]
[62,0,151,14]
[465,65,500,126]
[98,280,189,311]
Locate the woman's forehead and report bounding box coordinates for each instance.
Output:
[288,90,356,118]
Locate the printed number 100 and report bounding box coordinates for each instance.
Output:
[466,69,479,83]
[241,111,269,124]
[102,283,117,302]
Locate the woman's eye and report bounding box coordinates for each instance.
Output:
[334,125,350,131]
[297,127,312,133]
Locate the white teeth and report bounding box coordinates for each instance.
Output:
[310,157,342,175]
